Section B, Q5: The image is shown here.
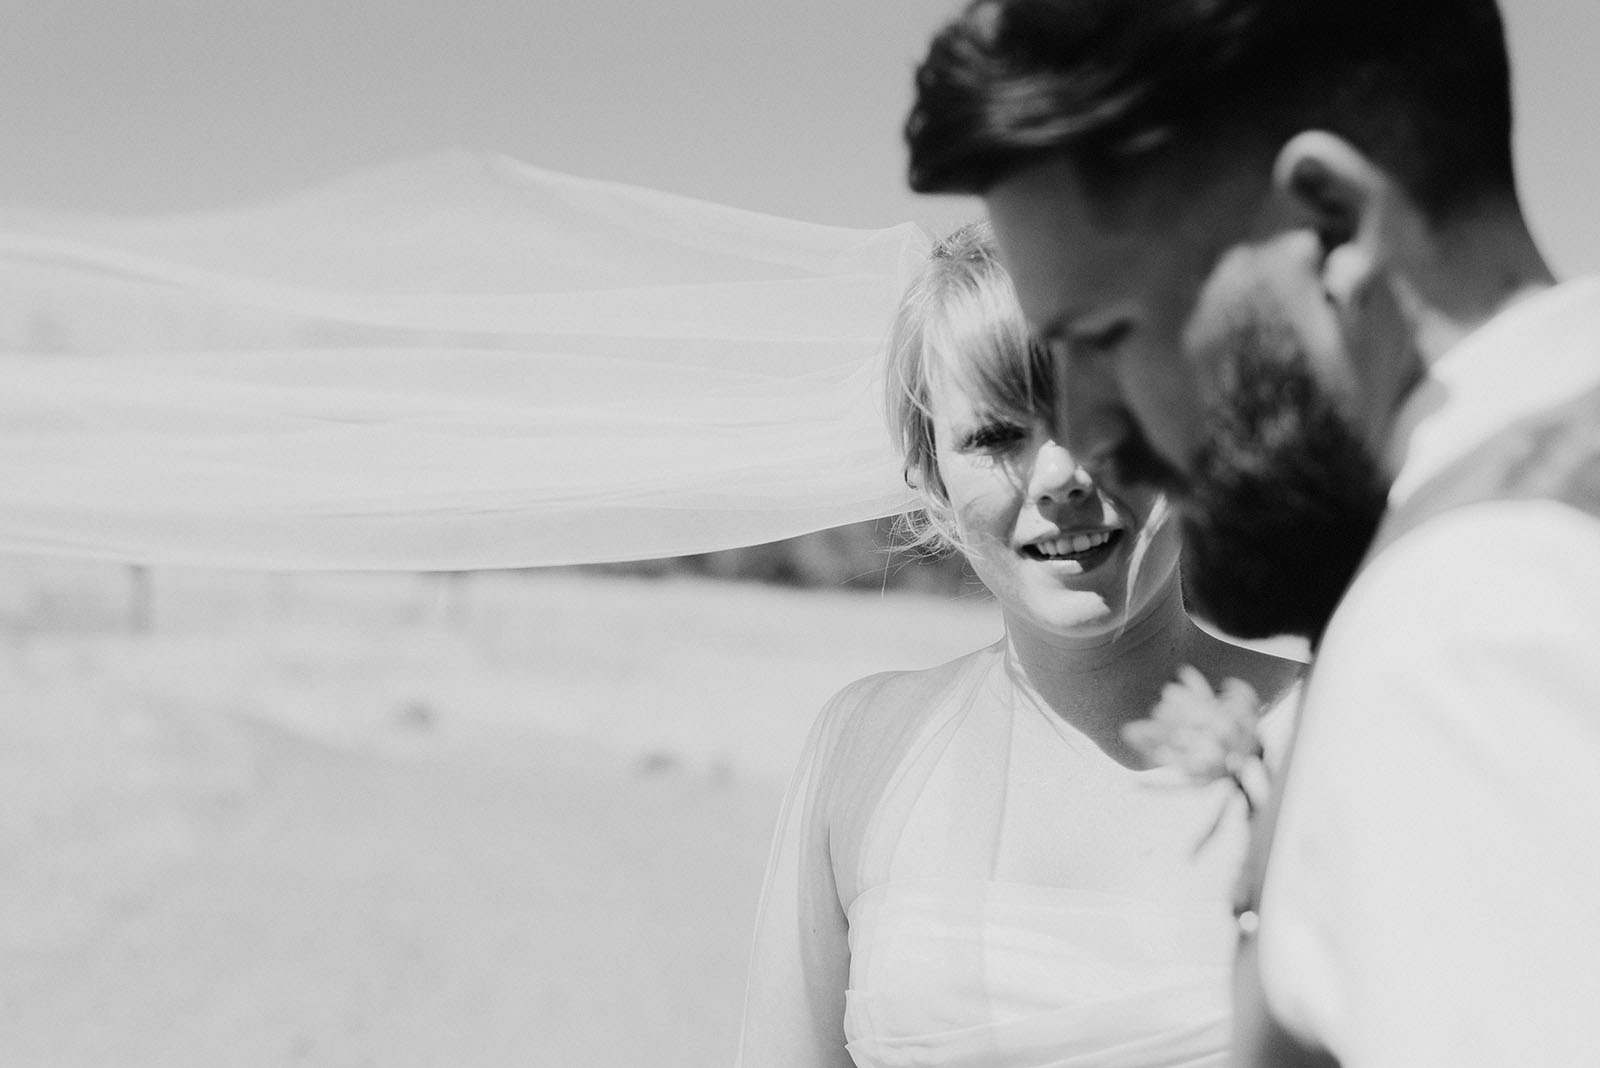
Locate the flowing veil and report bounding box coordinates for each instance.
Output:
[0,152,928,570]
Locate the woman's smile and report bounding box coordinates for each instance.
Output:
[1019,527,1125,568]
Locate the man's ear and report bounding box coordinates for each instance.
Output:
[1275,132,1425,450]
[1271,131,1394,308]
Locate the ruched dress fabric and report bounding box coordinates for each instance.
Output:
[737,641,1253,1068]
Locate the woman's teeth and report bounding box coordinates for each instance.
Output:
[1030,530,1115,559]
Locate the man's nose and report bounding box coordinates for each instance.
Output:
[1054,355,1129,474]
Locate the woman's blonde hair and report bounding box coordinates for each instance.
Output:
[884,220,1054,552]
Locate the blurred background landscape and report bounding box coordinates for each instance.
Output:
[0,548,1000,1067]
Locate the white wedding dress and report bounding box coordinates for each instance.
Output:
[739,641,1253,1068]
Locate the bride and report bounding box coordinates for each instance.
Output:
[736,223,1301,1068]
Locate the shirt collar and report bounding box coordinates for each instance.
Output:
[1385,276,1600,508]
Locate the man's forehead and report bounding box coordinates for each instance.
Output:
[983,171,1122,332]
[984,156,1097,242]
[984,152,1263,330]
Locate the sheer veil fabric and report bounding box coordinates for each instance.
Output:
[0,152,927,570]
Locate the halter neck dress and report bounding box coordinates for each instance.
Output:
[739,641,1259,1068]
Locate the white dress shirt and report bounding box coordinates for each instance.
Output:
[1256,278,1600,1067]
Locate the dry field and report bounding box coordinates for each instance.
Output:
[0,559,999,1067]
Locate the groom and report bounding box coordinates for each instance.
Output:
[907,1,1600,1065]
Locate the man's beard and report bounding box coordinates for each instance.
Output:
[1174,343,1390,644]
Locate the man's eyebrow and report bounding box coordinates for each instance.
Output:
[1032,314,1070,340]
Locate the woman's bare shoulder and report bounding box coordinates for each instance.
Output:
[808,640,1004,773]
[826,640,1002,725]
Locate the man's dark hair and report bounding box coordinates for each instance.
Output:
[906,0,1515,220]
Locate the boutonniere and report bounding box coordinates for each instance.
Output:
[1122,665,1273,851]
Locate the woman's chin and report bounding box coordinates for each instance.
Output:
[1017,591,1120,638]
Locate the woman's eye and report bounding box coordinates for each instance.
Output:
[958,422,1025,453]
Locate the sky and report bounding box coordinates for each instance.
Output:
[0,0,1596,272]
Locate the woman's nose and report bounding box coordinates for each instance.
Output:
[1030,440,1095,505]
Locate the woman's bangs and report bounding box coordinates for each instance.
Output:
[925,280,1053,426]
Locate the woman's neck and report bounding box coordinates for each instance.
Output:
[1002,586,1207,767]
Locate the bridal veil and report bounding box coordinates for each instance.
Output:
[0,152,928,570]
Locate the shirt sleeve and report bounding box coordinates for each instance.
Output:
[1259,500,1600,1068]
[734,684,860,1068]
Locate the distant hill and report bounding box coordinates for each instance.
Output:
[580,517,978,596]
